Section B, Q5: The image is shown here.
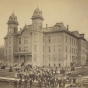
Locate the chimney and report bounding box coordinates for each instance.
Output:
[67,25,69,31]
[46,24,48,30]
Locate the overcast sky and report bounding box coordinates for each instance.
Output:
[0,0,88,46]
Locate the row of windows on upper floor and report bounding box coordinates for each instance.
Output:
[47,46,78,54]
[33,54,77,63]
[66,36,87,48]
[8,28,17,33]
[42,35,78,46]
[18,47,28,52]
[33,45,62,53]
[82,50,86,55]
[5,37,29,46]
[66,36,78,46]
[18,37,28,44]
[66,46,78,54]
[5,47,29,55]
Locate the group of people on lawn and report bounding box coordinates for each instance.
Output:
[14,66,82,88]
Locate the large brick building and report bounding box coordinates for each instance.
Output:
[4,7,88,67]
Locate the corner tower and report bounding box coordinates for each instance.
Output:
[7,13,19,34]
[5,13,19,66]
[31,7,44,67]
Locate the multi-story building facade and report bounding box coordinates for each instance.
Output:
[4,7,88,67]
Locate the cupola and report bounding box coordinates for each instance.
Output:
[7,13,19,25]
[32,7,44,20]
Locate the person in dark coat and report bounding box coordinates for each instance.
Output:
[58,79,62,87]
[19,78,22,88]
[38,78,42,88]
[24,78,27,88]
[29,78,32,88]
[14,79,18,88]
[44,79,48,88]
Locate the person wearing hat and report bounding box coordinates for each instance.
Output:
[29,78,32,88]
[19,77,22,88]
[14,79,18,88]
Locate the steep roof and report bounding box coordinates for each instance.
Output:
[7,13,19,25]
[43,22,67,33]
[17,25,32,35]
[32,7,44,20]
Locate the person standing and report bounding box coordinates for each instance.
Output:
[29,78,32,88]
[19,78,22,88]
[24,78,28,88]
[14,79,18,88]
[15,72,18,79]
[38,78,42,88]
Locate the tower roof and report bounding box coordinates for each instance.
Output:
[7,12,19,25]
[32,7,44,20]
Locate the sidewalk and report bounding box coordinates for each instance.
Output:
[0,77,21,81]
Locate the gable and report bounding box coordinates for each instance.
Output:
[21,29,31,37]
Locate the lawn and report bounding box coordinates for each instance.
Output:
[0,69,15,78]
[70,67,88,77]
[0,67,88,78]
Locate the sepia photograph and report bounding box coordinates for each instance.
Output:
[0,0,88,88]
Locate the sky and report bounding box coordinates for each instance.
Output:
[0,0,88,46]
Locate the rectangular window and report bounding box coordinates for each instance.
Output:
[43,46,44,53]
[34,45,36,52]
[19,47,21,52]
[76,49,77,54]
[5,39,8,46]
[48,36,50,43]
[70,38,71,44]
[70,55,71,61]
[6,49,7,54]
[48,46,50,52]
[66,55,67,61]
[74,48,75,54]
[24,37,28,44]
[59,48,61,53]
[74,40,75,46]
[49,55,50,61]
[19,38,21,44]
[9,55,11,62]
[76,40,77,46]
[58,36,61,42]
[72,39,73,45]
[53,55,56,62]
[24,47,28,52]
[66,46,67,52]
[9,37,11,44]
[70,47,71,53]
[34,34,37,42]
[43,55,44,61]
[58,54,61,61]
[53,46,55,52]
[72,48,73,54]
[43,36,44,43]
[53,35,56,43]
[9,47,11,54]
[34,54,36,61]
[66,36,67,43]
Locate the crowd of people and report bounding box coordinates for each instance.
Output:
[14,65,83,88]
